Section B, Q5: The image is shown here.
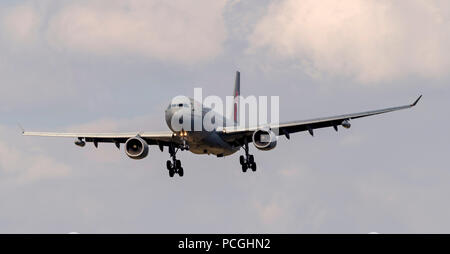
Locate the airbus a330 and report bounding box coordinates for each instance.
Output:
[23,72,421,177]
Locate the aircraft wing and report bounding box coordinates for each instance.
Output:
[222,95,422,143]
[22,131,176,148]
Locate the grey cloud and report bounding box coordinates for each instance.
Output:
[0,125,71,185]
[0,0,228,111]
[248,0,450,83]
[1,0,228,64]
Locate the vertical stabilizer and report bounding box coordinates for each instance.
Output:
[233,71,240,125]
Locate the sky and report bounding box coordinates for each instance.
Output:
[0,0,449,233]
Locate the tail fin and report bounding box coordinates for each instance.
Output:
[233,71,240,125]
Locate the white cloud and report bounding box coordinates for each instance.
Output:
[46,0,227,63]
[249,0,450,83]
[66,118,121,133]
[15,155,71,184]
[1,0,228,64]
[1,2,41,45]
[0,126,71,184]
[257,201,285,225]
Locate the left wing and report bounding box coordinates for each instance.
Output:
[222,95,422,143]
[23,131,176,148]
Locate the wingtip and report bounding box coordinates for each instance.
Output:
[17,123,25,134]
[412,95,422,106]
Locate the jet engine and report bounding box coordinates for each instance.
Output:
[252,129,277,151]
[125,136,149,160]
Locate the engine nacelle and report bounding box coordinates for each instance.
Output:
[125,136,149,160]
[342,120,351,129]
[74,139,86,147]
[252,129,277,151]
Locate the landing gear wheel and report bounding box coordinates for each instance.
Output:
[239,155,245,165]
[166,144,187,178]
[250,162,257,172]
[242,164,248,173]
[240,141,256,173]
[249,155,255,164]
[178,167,184,177]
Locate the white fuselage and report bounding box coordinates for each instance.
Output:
[164,99,239,157]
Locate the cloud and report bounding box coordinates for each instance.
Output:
[256,201,285,225]
[0,125,71,184]
[15,155,71,184]
[248,0,450,83]
[1,0,228,64]
[1,2,41,45]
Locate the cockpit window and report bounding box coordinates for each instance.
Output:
[169,103,190,108]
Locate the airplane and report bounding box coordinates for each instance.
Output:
[23,71,422,178]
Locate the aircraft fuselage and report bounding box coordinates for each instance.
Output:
[165,100,239,157]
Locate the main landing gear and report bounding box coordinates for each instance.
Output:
[240,141,256,173]
[167,145,184,177]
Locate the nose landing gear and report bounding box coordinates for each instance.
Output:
[240,141,256,172]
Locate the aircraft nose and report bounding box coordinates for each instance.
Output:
[165,107,193,132]
[165,108,175,123]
